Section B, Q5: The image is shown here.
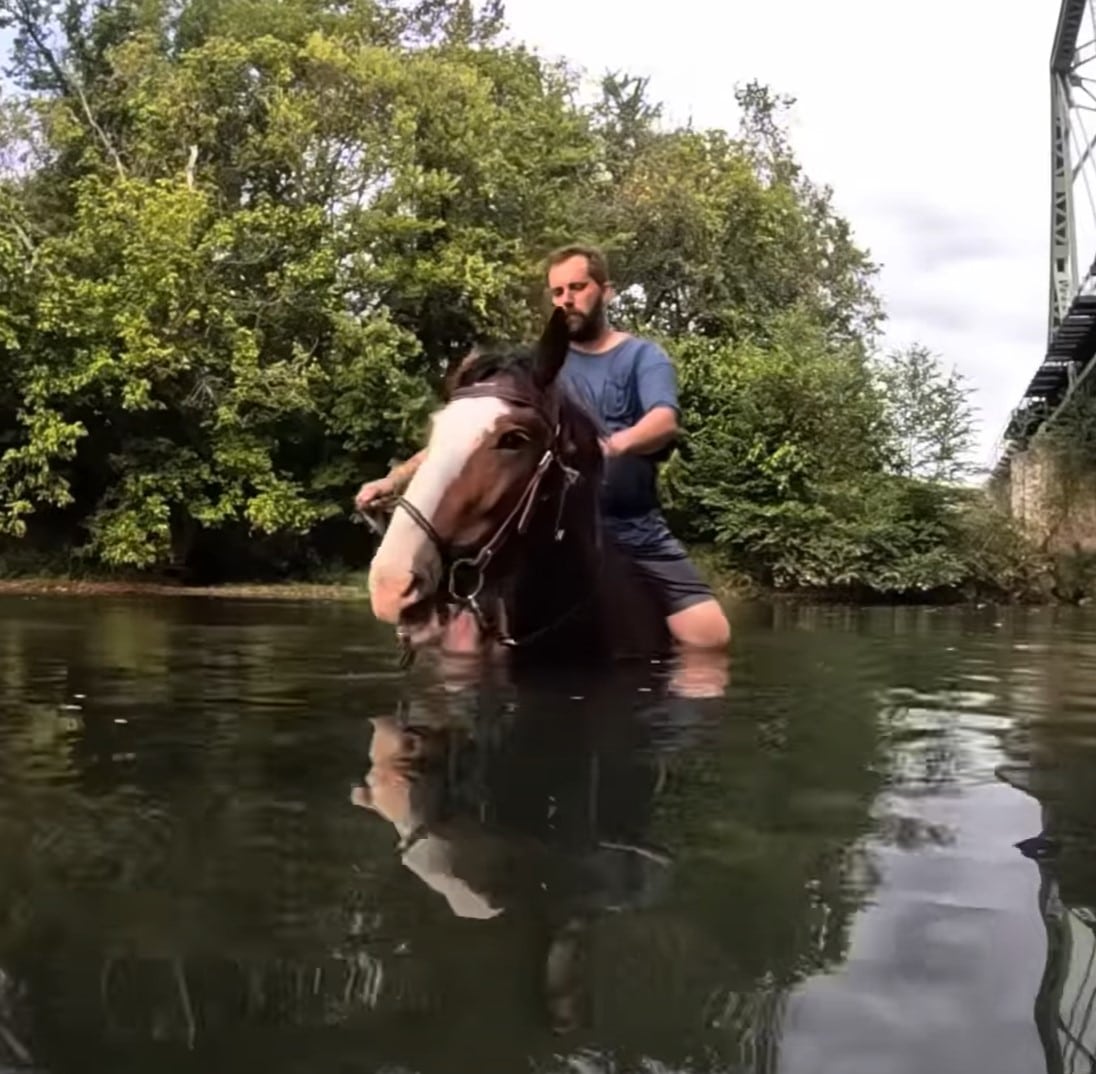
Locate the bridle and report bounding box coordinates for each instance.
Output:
[378,379,585,659]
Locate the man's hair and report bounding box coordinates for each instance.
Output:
[545,243,611,287]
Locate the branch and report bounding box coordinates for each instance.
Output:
[184,143,197,190]
[9,218,35,259]
[11,0,126,178]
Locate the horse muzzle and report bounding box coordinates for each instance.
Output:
[370,564,467,654]
[368,567,432,624]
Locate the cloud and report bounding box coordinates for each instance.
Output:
[876,199,1019,274]
[500,0,1058,471]
[887,299,977,337]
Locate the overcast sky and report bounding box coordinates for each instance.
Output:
[501,0,1062,472]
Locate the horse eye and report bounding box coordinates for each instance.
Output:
[496,429,531,451]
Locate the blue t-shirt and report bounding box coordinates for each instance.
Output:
[558,336,685,558]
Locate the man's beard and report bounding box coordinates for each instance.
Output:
[565,295,606,343]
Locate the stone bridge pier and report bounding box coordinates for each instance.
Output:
[993,438,1096,553]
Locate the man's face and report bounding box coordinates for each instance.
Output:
[547,255,610,342]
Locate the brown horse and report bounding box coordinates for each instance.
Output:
[367,309,672,669]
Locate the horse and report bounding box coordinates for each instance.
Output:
[366,308,673,670]
[349,665,693,1033]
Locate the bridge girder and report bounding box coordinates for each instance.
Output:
[1050,0,1088,342]
[997,0,1096,469]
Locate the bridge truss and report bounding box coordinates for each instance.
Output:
[1001,0,1096,461]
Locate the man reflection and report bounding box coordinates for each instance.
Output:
[430,633,731,702]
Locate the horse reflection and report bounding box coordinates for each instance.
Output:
[0,966,34,1070]
[350,664,717,1034]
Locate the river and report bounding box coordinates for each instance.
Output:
[0,594,1091,1073]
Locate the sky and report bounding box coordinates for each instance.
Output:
[500,0,1063,473]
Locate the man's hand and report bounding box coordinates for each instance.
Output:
[354,475,399,513]
[600,407,678,460]
[353,448,428,512]
[600,431,629,458]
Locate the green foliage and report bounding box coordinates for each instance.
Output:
[0,0,1036,595]
[595,80,882,349]
[0,0,598,568]
[661,314,1029,596]
[874,344,977,483]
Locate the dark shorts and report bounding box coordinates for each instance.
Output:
[602,512,714,616]
[629,552,715,616]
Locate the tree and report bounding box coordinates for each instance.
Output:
[578,76,883,353]
[875,344,978,484]
[659,309,898,590]
[0,0,603,570]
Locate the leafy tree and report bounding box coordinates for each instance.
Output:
[875,344,978,483]
[591,79,883,351]
[661,310,897,590]
[0,0,601,569]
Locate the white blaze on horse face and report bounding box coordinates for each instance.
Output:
[368,395,510,621]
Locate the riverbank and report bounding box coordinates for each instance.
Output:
[0,540,1082,606]
[0,559,758,605]
[0,577,372,602]
[0,567,1023,607]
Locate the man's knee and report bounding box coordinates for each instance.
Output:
[666,598,730,650]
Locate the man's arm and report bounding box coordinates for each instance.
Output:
[389,447,427,489]
[355,447,428,512]
[604,405,678,457]
[604,342,681,457]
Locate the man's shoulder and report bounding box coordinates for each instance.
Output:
[607,334,673,369]
[562,334,673,381]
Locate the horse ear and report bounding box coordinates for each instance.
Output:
[443,346,481,400]
[533,307,570,389]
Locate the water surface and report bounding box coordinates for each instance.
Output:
[0,595,1092,1073]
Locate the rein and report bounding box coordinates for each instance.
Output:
[384,379,584,660]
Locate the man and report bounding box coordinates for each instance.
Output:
[354,243,730,652]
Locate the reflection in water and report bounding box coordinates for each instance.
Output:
[1032,854,1096,1074]
[349,672,690,1034]
[5,597,1094,1072]
[995,616,1096,1074]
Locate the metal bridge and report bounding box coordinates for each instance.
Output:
[999,0,1096,465]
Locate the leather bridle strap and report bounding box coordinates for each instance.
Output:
[395,377,567,582]
[396,445,558,613]
[391,495,444,552]
[453,448,556,571]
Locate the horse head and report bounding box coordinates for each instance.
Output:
[368,309,602,649]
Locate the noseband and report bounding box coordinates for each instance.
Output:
[391,380,581,651]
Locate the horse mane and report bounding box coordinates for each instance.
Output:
[448,341,538,391]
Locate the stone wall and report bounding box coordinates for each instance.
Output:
[1006,437,1096,552]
